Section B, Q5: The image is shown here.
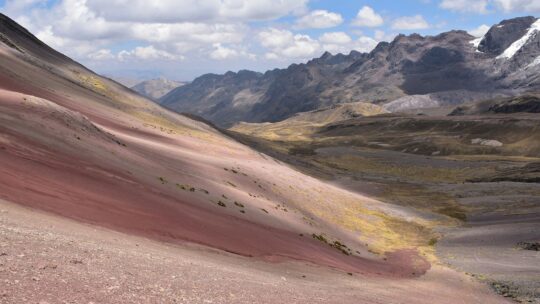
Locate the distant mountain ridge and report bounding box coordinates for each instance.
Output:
[131,78,185,100]
[159,16,540,127]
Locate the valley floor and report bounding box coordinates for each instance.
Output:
[0,199,512,304]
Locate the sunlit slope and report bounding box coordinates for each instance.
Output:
[0,13,434,275]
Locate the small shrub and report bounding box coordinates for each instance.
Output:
[218,201,226,207]
[312,234,328,244]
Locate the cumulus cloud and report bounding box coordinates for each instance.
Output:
[492,0,540,12]
[391,15,430,30]
[295,10,343,29]
[352,36,379,53]
[319,32,352,54]
[469,24,491,37]
[319,32,352,44]
[259,28,320,59]
[352,6,384,27]
[439,0,540,13]
[210,43,239,60]
[374,30,397,42]
[118,46,182,61]
[45,0,126,41]
[88,49,115,60]
[130,22,247,55]
[4,0,252,62]
[209,43,255,60]
[440,0,489,13]
[258,28,294,49]
[84,0,308,23]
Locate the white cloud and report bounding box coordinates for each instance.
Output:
[352,36,379,53]
[119,46,182,61]
[258,28,320,59]
[88,49,115,60]
[259,28,295,49]
[440,0,489,13]
[36,26,67,49]
[131,22,247,52]
[319,32,352,44]
[493,0,540,12]
[210,43,239,60]
[295,10,343,29]
[264,52,280,60]
[469,24,491,37]
[320,32,353,54]
[35,25,106,58]
[48,0,126,41]
[281,34,320,58]
[391,15,430,30]
[209,43,255,60]
[318,31,380,55]
[352,6,384,27]
[7,0,252,63]
[439,0,540,13]
[84,0,308,23]
[374,30,397,42]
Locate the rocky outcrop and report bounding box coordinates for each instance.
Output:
[478,16,537,56]
[449,94,540,115]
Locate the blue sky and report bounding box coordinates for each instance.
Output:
[1,0,539,81]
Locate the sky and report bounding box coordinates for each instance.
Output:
[1,0,539,81]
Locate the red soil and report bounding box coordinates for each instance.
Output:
[0,46,429,278]
[0,124,428,277]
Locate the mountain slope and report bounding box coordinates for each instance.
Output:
[0,13,523,303]
[450,94,540,115]
[228,99,540,303]
[160,16,540,127]
[232,102,388,141]
[131,77,185,100]
[0,12,439,276]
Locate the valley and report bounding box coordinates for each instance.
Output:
[229,107,540,303]
[0,7,538,304]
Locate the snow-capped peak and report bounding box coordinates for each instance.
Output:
[497,19,540,59]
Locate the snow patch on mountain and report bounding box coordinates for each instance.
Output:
[497,19,540,59]
[470,37,483,48]
[527,55,540,68]
[470,37,484,53]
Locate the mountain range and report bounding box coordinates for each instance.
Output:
[131,77,185,100]
[159,16,540,127]
[0,11,538,303]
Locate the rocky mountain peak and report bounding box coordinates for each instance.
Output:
[478,16,538,56]
[159,16,540,127]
